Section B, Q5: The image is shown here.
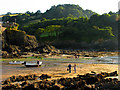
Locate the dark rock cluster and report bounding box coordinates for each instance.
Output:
[58,50,118,57]
[2,71,119,90]
[2,74,52,85]
[40,74,51,80]
[2,74,38,85]
[33,44,60,55]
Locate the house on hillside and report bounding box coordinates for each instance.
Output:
[2,21,18,31]
[2,21,17,27]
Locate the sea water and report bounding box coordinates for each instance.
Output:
[93,56,119,64]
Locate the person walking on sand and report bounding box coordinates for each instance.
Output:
[74,64,76,73]
[68,64,72,73]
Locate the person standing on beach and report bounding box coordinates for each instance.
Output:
[75,54,77,58]
[74,64,76,73]
[68,64,72,73]
[37,60,39,66]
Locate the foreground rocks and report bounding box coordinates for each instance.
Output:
[2,71,119,90]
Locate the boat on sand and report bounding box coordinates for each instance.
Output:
[9,61,25,64]
[24,62,42,67]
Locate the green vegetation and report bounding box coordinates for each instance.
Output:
[0,14,20,18]
[1,57,92,62]
[2,4,95,26]
[27,56,43,59]
[43,4,95,19]
[2,4,118,50]
[1,58,42,62]
[22,15,116,44]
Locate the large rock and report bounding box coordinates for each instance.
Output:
[2,29,38,57]
[3,29,38,48]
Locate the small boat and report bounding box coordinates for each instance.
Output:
[25,62,42,67]
[9,61,25,64]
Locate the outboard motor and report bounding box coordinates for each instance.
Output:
[23,61,26,64]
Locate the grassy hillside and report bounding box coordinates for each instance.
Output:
[2,4,95,26]
[1,4,118,50]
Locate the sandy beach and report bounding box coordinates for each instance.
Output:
[2,59,118,81]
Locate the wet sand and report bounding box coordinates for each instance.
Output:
[1,59,118,81]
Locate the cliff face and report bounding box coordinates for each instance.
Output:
[2,29,38,57]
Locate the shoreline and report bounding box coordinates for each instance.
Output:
[2,61,118,81]
[1,52,119,80]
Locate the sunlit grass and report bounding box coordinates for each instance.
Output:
[0,14,23,18]
[9,14,19,16]
[1,57,92,62]
[1,58,41,62]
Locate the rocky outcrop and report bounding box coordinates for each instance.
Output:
[2,29,60,58]
[2,29,38,58]
[33,44,59,53]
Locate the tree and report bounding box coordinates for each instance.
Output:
[35,10,41,15]
[6,12,12,15]
[25,11,31,14]
[35,28,45,39]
